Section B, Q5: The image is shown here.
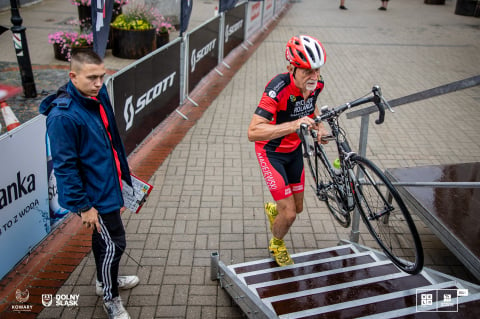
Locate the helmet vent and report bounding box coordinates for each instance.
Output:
[305,46,315,61]
[314,44,322,59]
[297,50,307,62]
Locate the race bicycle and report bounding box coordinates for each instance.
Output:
[297,86,424,275]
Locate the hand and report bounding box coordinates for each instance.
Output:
[316,126,331,145]
[293,116,315,131]
[81,207,101,233]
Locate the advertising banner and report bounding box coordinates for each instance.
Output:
[112,41,181,154]
[219,0,239,13]
[0,116,50,280]
[46,134,69,227]
[274,0,283,15]
[180,0,193,35]
[246,0,263,39]
[223,3,246,58]
[263,0,275,23]
[91,0,114,58]
[187,17,220,94]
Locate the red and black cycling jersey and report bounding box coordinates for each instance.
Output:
[254,72,324,153]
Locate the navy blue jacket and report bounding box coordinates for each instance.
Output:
[39,81,132,214]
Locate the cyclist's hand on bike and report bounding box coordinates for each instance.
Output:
[293,116,315,131]
[314,123,330,144]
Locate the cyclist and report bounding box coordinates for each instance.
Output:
[248,35,330,266]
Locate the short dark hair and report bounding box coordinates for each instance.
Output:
[70,50,103,69]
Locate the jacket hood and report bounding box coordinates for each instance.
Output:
[39,83,70,116]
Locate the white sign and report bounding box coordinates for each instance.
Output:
[263,0,275,23]
[246,1,263,39]
[0,116,50,280]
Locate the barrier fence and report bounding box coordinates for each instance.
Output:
[0,0,289,281]
[106,0,288,154]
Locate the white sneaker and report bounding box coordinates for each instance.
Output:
[103,296,130,319]
[96,275,140,296]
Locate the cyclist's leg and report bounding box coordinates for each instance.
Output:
[273,146,305,239]
[273,195,297,239]
[254,145,288,201]
[255,146,299,266]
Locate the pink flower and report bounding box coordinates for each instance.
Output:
[48,30,94,61]
[70,0,129,7]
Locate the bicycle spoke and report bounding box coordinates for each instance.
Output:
[352,156,423,274]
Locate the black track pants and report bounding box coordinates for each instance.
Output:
[92,210,126,301]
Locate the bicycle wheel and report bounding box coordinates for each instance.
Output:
[351,156,424,274]
[304,143,351,228]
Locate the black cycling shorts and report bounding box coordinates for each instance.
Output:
[255,144,305,201]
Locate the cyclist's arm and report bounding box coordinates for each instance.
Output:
[247,114,314,142]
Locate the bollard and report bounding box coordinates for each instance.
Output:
[1,101,21,131]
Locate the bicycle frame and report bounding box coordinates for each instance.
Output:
[298,86,389,216]
[305,118,356,213]
[298,87,424,274]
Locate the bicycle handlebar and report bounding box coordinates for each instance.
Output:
[315,85,386,125]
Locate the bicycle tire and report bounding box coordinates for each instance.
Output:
[351,156,424,274]
[304,144,351,228]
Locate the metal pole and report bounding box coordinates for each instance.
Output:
[349,114,370,243]
[218,12,225,65]
[10,0,36,98]
[210,251,219,281]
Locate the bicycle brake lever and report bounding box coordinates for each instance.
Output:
[372,86,386,125]
[381,95,395,113]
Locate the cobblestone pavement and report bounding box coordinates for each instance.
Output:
[1,0,480,318]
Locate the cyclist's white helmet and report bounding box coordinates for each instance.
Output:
[285,35,326,69]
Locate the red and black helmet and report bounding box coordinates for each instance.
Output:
[285,35,326,69]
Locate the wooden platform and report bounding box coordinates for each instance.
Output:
[386,162,480,280]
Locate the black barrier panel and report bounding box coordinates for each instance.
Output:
[188,17,220,94]
[113,41,181,154]
[224,3,246,58]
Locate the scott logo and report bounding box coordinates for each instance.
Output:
[124,72,176,130]
[225,20,243,43]
[191,38,217,72]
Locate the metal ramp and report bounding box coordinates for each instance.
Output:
[211,240,480,318]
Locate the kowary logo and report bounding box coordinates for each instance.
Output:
[0,172,36,210]
[123,72,176,131]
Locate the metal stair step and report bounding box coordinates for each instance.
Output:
[240,252,379,286]
[231,244,359,275]
[213,242,480,318]
[255,262,401,299]
[286,282,460,319]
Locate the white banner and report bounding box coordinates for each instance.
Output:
[0,116,50,280]
[263,0,275,23]
[246,1,263,39]
[274,0,284,15]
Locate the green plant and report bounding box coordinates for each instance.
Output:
[111,4,157,30]
[111,3,175,34]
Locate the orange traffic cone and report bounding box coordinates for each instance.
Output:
[1,101,21,131]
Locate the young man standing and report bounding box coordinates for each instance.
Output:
[248,35,330,266]
[40,50,138,319]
